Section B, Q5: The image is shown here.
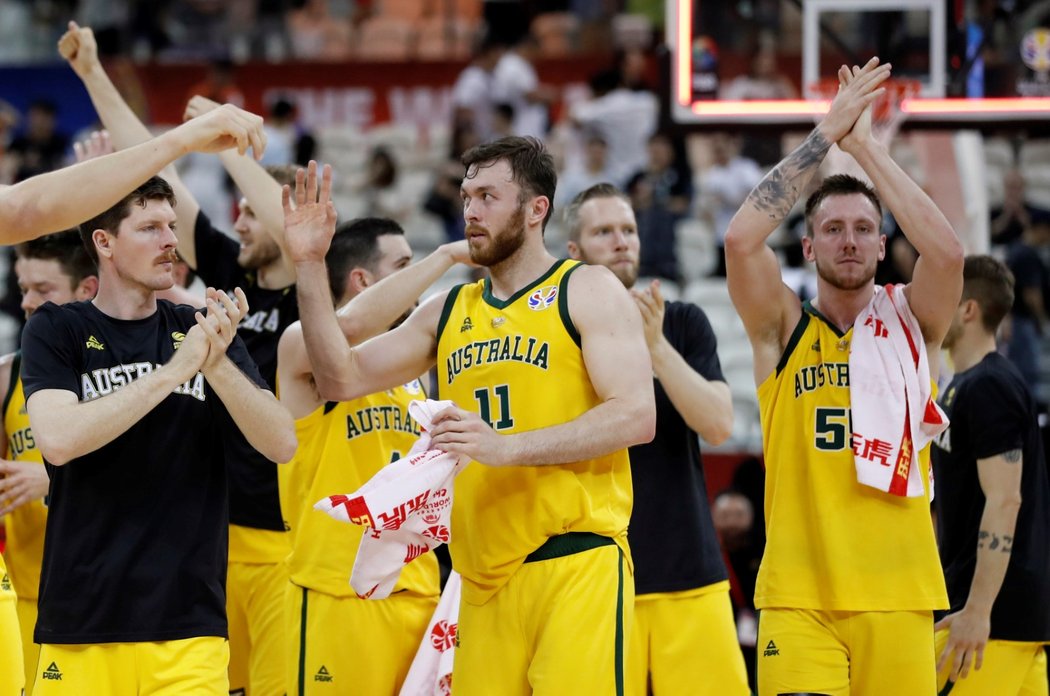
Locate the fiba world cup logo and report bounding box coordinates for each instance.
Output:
[431,620,458,652]
[1021,28,1050,76]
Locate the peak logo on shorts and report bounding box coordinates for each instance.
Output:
[763,640,779,657]
[314,665,333,683]
[0,573,10,592]
[527,285,558,311]
[42,661,62,680]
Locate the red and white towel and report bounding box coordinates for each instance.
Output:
[399,571,461,696]
[314,399,467,599]
[849,284,948,497]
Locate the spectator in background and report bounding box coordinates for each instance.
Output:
[425,159,468,244]
[0,99,20,185]
[991,168,1050,247]
[452,34,506,143]
[1004,214,1050,393]
[287,0,353,60]
[7,100,69,182]
[627,132,693,283]
[875,231,919,286]
[186,58,244,108]
[359,146,411,224]
[492,34,554,138]
[698,133,763,277]
[260,96,315,167]
[491,103,516,140]
[570,67,658,188]
[720,43,796,166]
[553,131,613,212]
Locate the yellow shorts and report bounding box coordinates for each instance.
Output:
[32,636,229,695]
[285,582,436,695]
[0,567,24,696]
[758,607,936,696]
[452,533,633,696]
[935,628,1048,695]
[227,559,287,696]
[16,595,38,693]
[629,582,749,696]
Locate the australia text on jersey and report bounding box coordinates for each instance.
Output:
[80,363,206,402]
[346,404,421,440]
[445,334,550,385]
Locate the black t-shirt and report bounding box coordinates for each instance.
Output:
[194,210,299,530]
[932,352,1050,641]
[627,300,729,594]
[20,300,267,643]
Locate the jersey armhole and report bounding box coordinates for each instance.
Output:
[435,284,465,344]
[775,311,810,377]
[557,262,584,347]
[2,351,20,417]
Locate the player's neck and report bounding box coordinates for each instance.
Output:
[948,332,998,373]
[486,235,557,301]
[811,283,874,333]
[255,255,296,290]
[92,276,158,321]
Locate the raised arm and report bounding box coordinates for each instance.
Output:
[838,78,963,346]
[59,21,228,268]
[935,450,1023,683]
[428,265,656,466]
[284,161,439,402]
[725,58,892,379]
[185,96,291,263]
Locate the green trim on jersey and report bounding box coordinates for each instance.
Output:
[557,262,583,347]
[298,586,308,696]
[775,311,811,377]
[436,284,465,344]
[2,350,20,418]
[481,259,569,310]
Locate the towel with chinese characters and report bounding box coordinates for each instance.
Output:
[314,399,466,599]
[849,284,948,497]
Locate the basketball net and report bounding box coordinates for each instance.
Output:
[807,78,920,180]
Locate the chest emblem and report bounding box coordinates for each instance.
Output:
[171,331,186,350]
[491,316,506,328]
[527,285,558,311]
[85,335,105,351]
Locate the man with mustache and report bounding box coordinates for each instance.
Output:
[20,176,296,695]
[59,22,302,693]
[564,182,748,695]
[725,58,964,695]
[286,139,656,695]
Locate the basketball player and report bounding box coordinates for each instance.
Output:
[60,23,297,692]
[286,142,655,695]
[725,58,963,695]
[565,183,748,695]
[20,176,296,694]
[278,215,473,694]
[0,231,98,692]
[932,255,1050,694]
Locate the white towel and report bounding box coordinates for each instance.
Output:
[314,399,467,599]
[399,571,461,696]
[849,284,948,497]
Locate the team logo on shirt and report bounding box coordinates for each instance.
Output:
[430,620,457,652]
[763,640,779,657]
[0,573,10,591]
[42,661,63,680]
[85,335,105,351]
[314,665,333,683]
[527,285,558,311]
[171,331,186,350]
[460,316,473,332]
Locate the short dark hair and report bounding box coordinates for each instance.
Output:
[15,229,97,288]
[962,255,1014,333]
[564,182,631,243]
[326,217,406,303]
[803,174,883,237]
[461,136,557,230]
[78,176,177,265]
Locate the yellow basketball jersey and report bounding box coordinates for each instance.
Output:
[283,380,440,599]
[436,259,633,606]
[755,305,947,611]
[2,355,47,602]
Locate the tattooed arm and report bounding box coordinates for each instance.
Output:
[724,58,892,382]
[935,449,1023,683]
